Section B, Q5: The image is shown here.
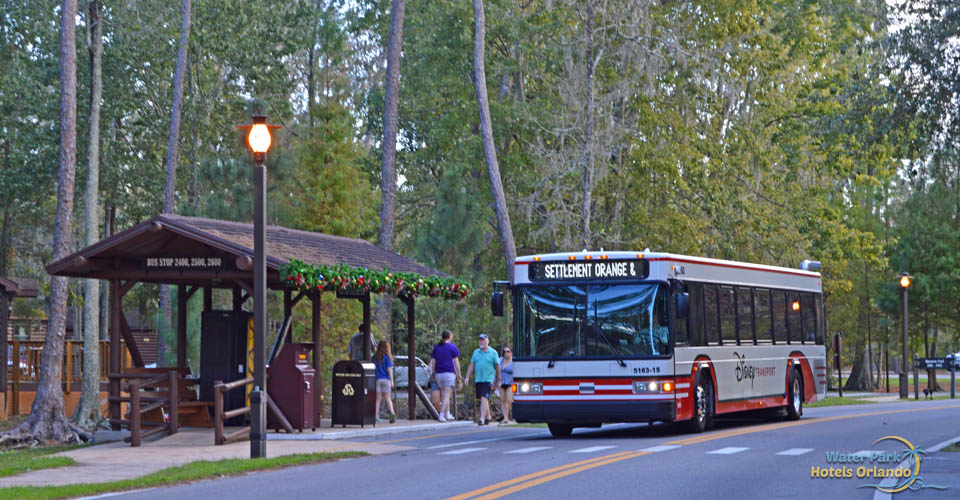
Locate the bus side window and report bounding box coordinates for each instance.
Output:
[772,290,787,344]
[737,287,754,345]
[755,288,772,344]
[704,285,719,346]
[672,284,689,346]
[786,292,801,344]
[688,282,704,346]
[719,286,736,345]
[815,295,824,345]
[801,293,816,344]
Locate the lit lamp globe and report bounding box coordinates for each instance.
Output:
[238,115,281,165]
[899,273,912,289]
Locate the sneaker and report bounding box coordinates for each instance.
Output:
[445,411,455,420]
[438,415,446,422]
[389,413,396,424]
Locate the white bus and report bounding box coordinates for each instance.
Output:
[491,251,827,437]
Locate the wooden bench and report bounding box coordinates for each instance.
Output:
[123,368,214,427]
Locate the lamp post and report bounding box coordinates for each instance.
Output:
[239,115,280,458]
[898,272,912,399]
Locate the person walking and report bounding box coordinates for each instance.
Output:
[465,333,500,425]
[429,329,462,422]
[498,346,514,424]
[373,340,396,423]
[348,323,375,361]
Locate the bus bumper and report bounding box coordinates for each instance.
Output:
[514,400,676,424]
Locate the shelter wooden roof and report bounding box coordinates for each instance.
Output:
[46,214,445,287]
[0,277,39,297]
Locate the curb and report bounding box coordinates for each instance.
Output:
[267,420,474,440]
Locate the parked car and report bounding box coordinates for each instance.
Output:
[393,355,430,389]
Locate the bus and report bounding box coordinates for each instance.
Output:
[491,251,827,437]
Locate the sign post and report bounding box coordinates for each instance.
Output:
[834,333,842,398]
[913,353,919,400]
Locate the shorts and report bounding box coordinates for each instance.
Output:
[500,384,511,390]
[436,372,457,388]
[376,378,392,393]
[475,382,492,399]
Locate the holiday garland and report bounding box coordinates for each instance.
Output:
[280,259,470,300]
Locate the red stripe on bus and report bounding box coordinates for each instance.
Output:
[716,395,788,414]
[646,256,819,278]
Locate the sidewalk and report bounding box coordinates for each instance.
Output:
[0,418,469,488]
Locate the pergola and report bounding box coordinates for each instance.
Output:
[46,214,452,426]
[0,277,39,402]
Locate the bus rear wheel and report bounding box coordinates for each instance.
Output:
[686,373,713,433]
[785,369,803,421]
[548,423,573,438]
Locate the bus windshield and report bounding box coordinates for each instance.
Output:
[514,283,670,359]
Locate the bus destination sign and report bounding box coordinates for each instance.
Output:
[528,259,648,282]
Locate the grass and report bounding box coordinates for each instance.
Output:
[509,423,548,428]
[0,451,366,500]
[941,442,960,453]
[806,397,879,408]
[0,446,82,478]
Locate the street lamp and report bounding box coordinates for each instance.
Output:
[898,272,912,399]
[238,114,281,458]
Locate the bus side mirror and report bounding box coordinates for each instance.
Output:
[491,291,504,317]
[676,292,689,319]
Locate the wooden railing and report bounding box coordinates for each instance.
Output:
[107,371,179,447]
[214,377,254,445]
[8,340,131,387]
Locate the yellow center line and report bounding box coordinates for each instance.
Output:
[445,451,637,500]
[666,404,960,446]
[468,451,649,500]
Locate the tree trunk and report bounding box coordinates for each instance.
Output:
[376,0,405,336]
[472,0,517,281]
[843,345,872,392]
[159,0,192,363]
[0,208,10,276]
[378,0,404,254]
[74,0,104,430]
[2,0,81,446]
[581,0,596,249]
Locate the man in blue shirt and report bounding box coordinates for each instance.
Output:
[465,333,500,425]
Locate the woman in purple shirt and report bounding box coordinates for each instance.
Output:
[429,329,462,421]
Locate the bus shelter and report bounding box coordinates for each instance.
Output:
[46,214,464,440]
[0,277,39,419]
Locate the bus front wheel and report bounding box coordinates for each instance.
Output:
[686,373,713,433]
[548,423,573,438]
[785,369,803,420]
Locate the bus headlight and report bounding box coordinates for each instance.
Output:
[633,380,674,394]
[518,382,543,394]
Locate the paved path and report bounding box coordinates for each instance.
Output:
[0,418,469,488]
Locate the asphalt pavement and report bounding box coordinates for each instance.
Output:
[102,399,960,500]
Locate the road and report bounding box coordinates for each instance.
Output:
[112,399,960,500]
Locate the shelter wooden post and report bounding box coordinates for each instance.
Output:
[362,293,371,361]
[310,291,323,421]
[233,285,243,311]
[283,289,293,345]
[109,280,122,430]
[177,284,187,371]
[0,292,8,405]
[203,287,212,311]
[406,296,416,420]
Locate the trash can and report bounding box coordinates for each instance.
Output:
[267,343,316,432]
[331,360,376,427]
